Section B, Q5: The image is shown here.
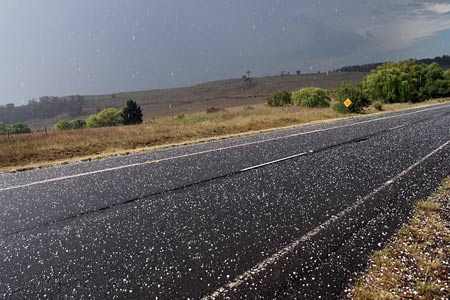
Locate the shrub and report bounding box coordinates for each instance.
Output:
[243,105,254,112]
[69,119,86,129]
[0,123,9,135]
[54,119,86,131]
[3,123,32,135]
[86,108,123,128]
[373,101,383,111]
[267,90,292,106]
[291,88,330,107]
[53,120,72,131]
[333,82,370,113]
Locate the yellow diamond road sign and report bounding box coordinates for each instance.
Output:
[344,98,353,108]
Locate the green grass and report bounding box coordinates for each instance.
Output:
[179,112,225,124]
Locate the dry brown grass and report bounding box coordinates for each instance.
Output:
[1,98,449,172]
[348,178,450,300]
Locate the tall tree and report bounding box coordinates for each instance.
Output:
[122,100,143,125]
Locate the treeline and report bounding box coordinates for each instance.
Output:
[0,95,85,125]
[336,55,450,73]
[268,59,450,113]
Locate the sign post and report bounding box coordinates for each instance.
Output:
[344,98,353,113]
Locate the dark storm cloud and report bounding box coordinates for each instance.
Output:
[0,0,449,105]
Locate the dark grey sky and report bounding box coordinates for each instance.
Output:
[1,0,450,105]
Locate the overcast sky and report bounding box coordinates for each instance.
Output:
[1,0,450,105]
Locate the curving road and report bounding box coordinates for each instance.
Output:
[1,103,450,299]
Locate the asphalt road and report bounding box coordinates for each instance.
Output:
[1,103,450,299]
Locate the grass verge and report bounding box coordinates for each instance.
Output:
[346,178,450,300]
[0,98,449,173]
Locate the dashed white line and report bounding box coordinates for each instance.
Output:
[1,104,449,192]
[389,124,406,131]
[201,139,450,300]
[240,152,309,172]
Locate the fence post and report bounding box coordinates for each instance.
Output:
[45,126,48,136]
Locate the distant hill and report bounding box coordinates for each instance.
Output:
[335,55,450,73]
[0,72,365,128]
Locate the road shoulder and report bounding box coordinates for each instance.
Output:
[346,178,450,299]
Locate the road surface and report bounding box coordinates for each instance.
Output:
[1,103,450,299]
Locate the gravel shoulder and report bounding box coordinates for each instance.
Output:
[346,178,450,300]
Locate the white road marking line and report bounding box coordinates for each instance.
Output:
[1,104,449,192]
[0,163,145,192]
[389,124,406,131]
[201,139,450,300]
[240,152,308,172]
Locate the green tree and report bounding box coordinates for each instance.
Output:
[444,69,450,80]
[267,90,292,106]
[333,82,370,113]
[86,108,123,128]
[362,67,412,103]
[291,88,330,107]
[122,100,143,125]
[419,63,450,99]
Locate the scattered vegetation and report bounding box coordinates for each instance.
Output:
[53,119,86,131]
[267,90,292,107]
[348,178,450,300]
[2,98,449,171]
[291,87,330,107]
[333,82,370,113]
[85,108,123,128]
[0,122,32,135]
[373,101,384,111]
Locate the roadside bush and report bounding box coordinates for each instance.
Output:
[54,119,86,131]
[291,88,330,107]
[53,120,71,131]
[69,119,86,129]
[333,82,370,113]
[0,123,9,135]
[1,122,32,135]
[373,101,383,111]
[86,108,123,128]
[267,90,292,106]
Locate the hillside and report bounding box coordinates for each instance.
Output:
[0,72,366,128]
